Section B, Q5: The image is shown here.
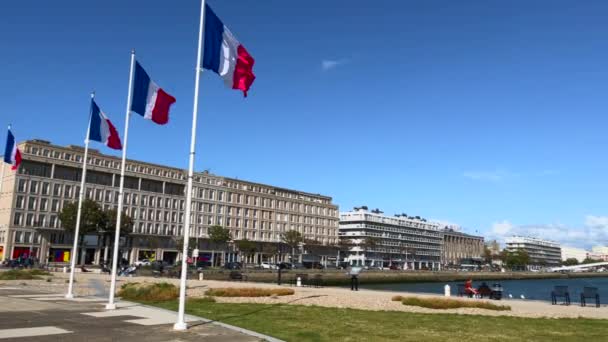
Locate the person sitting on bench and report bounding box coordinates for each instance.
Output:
[464,279,478,297]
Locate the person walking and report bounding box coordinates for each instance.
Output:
[348,265,362,291]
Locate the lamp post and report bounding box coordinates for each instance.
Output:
[277,241,283,285]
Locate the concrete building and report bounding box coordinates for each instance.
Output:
[505,236,561,267]
[561,246,588,263]
[0,139,339,264]
[339,207,443,270]
[441,228,484,267]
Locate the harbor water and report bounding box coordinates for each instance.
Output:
[361,276,608,304]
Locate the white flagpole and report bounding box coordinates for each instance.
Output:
[106,50,135,310]
[174,0,206,331]
[65,92,95,299]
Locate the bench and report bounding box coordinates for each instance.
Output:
[580,287,600,308]
[551,286,570,305]
[229,271,248,281]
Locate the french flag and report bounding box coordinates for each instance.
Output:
[89,99,122,150]
[131,61,176,125]
[203,4,255,97]
[3,128,21,170]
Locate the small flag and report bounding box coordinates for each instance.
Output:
[89,99,122,150]
[4,128,22,170]
[203,4,255,97]
[131,61,176,125]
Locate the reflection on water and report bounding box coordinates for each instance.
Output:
[361,277,608,304]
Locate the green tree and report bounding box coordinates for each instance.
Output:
[280,230,303,262]
[59,199,104,264]
[562,258,579,266]
[236,239,258,267]
[208,225,231,266]
[582,257,602,264]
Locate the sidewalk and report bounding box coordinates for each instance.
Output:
[0,286,274,341]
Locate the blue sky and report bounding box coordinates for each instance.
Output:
[2,1,607,249]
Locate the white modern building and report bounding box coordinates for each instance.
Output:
[339,207,443,270]
[505,236,561,266]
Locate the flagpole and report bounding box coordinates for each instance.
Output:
[174,0,206,331]
[65,92,95,299]
[106,49,135,310]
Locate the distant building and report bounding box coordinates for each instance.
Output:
[441,229,484,267]
[505,236,561,267]
[561,246,588,263]
[339,207,443,270]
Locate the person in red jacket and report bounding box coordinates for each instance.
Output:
[465,279,479,297]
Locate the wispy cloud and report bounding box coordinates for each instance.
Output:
[321,59,348,71]
[462,170,515,182]
[486,216,608,250]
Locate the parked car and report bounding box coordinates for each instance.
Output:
[260,262,277,269]
[134,259,151,267]
[223,262,242,270]
[292,263,305,269]
[277,262,293,270]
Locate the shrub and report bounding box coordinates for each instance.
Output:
[191,296,216,304]
[400,297,510,311]
[391,295,403,301]
[0,269,51,280]
[118,282,179,302]
[205,287,295,297]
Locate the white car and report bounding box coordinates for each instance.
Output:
[134,259,151,266]
[260,262,277,269]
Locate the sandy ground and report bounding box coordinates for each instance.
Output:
[3,271,608,320]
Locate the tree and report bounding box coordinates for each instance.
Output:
[59,199,104,264]
[236,239,258,266]
[582,257,602,264]
[98,209,134,262]
[500,249,530,269]
[280,230,303,262]
[563,258,579,266]
[208,225,231,266]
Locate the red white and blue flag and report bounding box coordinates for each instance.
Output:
[131,61,176,125]
[3,128,21,170]
[203,4,255,97]
[89,99,122,150]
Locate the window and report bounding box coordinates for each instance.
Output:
[18,179,27,192]
[41,182,50,195]
[165,182,184,195]
[54,165,81,181]
[64,185,72,198]
[86,170,113,186]
[141,179,163,193]
[13,212,23,226]
[27,197,37,210]
[40,198,48,211]
[26,213,34,226]
[122,176,139,190]
[51,199,60,212]
[53,184,61,197]
[15,196,25,209]
[19,160,52,177]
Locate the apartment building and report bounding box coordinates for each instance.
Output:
[338,207,443,270]
[505,236,561,267]
[0,139,339,264]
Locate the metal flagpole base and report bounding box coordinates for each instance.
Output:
[105,303,117,310]
[173,322,188,331]
[65,293,74,299]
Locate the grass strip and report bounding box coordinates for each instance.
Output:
[397,296,511,311]
[206,287,294,297]
[0,269,51,280]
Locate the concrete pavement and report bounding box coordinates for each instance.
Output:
[0,286,273,342]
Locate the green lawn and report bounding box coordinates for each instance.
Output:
[148,299,608,341]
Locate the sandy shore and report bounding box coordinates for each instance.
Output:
[3,272,607,320]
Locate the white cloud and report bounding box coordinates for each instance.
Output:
[463,170,515,182]
[321,59,347,71]
[487,216,608,250]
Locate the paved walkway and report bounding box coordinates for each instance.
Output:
[0,287,269,342]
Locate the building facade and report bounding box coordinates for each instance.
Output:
[561,246,588,263]
[339,207,443,270]
[505,236,561,267]
[0,140,339,264]
[441,229,484,267]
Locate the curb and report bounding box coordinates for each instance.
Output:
[131,301,285,342]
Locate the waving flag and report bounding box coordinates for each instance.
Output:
[131,61,176,125]
[89,99,122,150]
[203,4,255,97]
[4,128,21,170]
